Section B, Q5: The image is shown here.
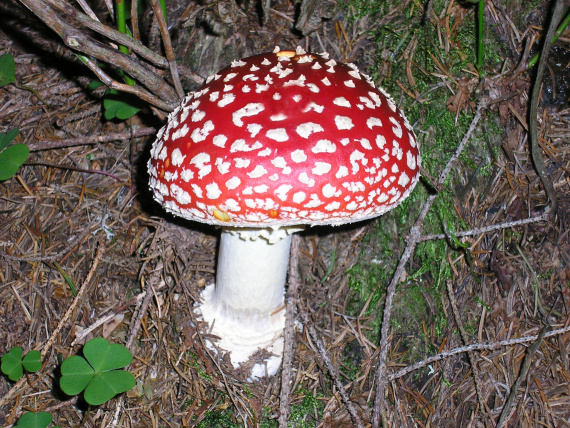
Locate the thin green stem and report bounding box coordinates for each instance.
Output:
[115,0,135,85]
[159,0,167,25]
[477,0,484,77]
[529,8,570,68]
[53,261,77,296]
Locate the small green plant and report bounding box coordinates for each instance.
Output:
[1,346,42,381]
[0,53,16,87]
[59,337,136,405]
[87,80,141,120]
[103,89,142,120]
[13,412,61,428]
[463,0,485,77]
[288,389,324,428]
[0,128,29,181]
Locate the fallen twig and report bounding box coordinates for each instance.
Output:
[18,0,178,107]
[278,235,301,427]
[496,324,551,428]
[528,0,565,215]
[24,160,124,182]
[446,280,488,421]
[387,324,568,381]
[0,241,106,409]
[149,0,184,100]
[420,213,549,241]
[298,298,364,428]
[40,241,106,356]
[45,0,169,68]
[28,127,157,151]
[80,55,175,111]
[372,98,489,426]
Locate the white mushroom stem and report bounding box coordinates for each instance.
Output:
[197,227,299,378]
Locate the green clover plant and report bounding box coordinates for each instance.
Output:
[13,411,61,428]
[59,337,135,405]
[88,79,141,120]
[0,53,16,87]
[103,89,141,120]
[1,346,42,381]
[0,129,29,181]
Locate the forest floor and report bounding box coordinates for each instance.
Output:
[1,0,569,426]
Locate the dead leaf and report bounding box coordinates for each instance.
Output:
[102,313,124,338]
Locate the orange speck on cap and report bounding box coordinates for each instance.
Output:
[213,209,231,222]
[277,51,296,58]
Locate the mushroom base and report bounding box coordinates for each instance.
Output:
[196,227,294,379]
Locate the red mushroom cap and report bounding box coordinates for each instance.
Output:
[148,47,420,227]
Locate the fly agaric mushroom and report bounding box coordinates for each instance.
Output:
[148,46,420,379]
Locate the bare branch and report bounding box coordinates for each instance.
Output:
[387,324,568,382]
[372,98,489,426]
[420,213,549,241]
[46,0,169,68]
[18,0,178,108]
[298,300,364,428]
[80,55,174,110]
[528,0,564,215]
[28,127,157,151]
[279,235,300,427]
[496,325,550,428]
[150,0,185,99]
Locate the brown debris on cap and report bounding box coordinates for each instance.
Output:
[148,46,421,227]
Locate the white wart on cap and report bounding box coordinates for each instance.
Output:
[148,47,420,228]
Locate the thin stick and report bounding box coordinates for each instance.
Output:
[372,99,488,426]
[28,127,157,151]
[80,55,175,111]
[149,0,185,100]
[24,161,124,182]
[18,0,178,105]
[46,0,169,68]
[387,324,566,381]
[496,324,550,428]
[446,280,487,420]
[420,213,549,241]
[298,300,364,428]
[125,285,154,352]
[528,0,565,215]
[278,234,300,426]
[40,242,106,355]
[0,242,106,408]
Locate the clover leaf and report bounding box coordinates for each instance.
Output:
[103,89,141,120]
[0,129,29,181]
[23,350,42,373]
[1,347,41,381]
[0,53,16,88]
[1,346,24,381]
[60,337,135,405]
[14,411,53,428]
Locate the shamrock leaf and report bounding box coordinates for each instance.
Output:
[22,350,42,373]
[14,411,52,428]
[0,129,29,181]
[1,346,24,381]
[103,90,141,120]
[0,128,18,152]
[60,338,135,405]
[0,53,16,88]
